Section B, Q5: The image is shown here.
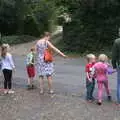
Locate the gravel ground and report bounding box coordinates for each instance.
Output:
[0,42,119,120]
[0,86,119,120]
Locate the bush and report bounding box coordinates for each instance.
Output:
[0,0,57,37]
[61,0,120,53]
[24,15,41,37]
[0,0,17,35]
[1,35,36,45]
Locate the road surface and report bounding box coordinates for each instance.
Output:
[0,55,119,120]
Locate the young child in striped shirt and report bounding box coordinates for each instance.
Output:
[26,47,35,89]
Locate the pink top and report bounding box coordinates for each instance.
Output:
[93,62,108,82]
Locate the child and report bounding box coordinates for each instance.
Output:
[1,44,15,94]
[93,54,112,105]
[85,54,96,102]
[26,47,35,89]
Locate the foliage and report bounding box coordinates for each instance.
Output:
[1,0,120,54]
[31,0,56,33]
[0,0,17,35]
[24,15,40,36]
[0,0,57,37]
[56,0,120,53]
[1,35,36,45]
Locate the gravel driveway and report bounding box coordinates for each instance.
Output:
[0,55,119,120]
[0,42,119,120]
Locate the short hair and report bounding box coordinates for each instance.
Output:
[2,44,10,49]
[86,54,96,62]
[30,46,35,51]
[98,54,108,62]
[44,32,51,37]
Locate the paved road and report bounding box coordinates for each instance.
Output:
[12,56,117,97]
[0,56,119,120]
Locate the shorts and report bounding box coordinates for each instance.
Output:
[27,66,35,78]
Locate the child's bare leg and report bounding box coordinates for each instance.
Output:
[27,77,31,85]
[30,77,35,88]
[31,77,34,85]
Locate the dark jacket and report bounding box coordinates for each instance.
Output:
[112,38,120,69]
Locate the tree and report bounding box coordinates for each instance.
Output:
[0,0,17,35]
[15,0,25,34]
[0,0,57,37]
[57,0,120,53]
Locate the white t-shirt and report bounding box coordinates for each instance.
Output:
[1,53,15,70]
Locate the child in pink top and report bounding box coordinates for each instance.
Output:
[93,54,113,105]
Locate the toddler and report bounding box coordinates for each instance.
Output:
[26,47,35,89]
[85,54,96,102]
[93,54,113,105]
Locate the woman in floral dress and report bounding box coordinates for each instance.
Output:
[36,32,66,94]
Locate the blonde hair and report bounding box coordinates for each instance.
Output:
[98,54,108,62]
[2,44,10,49]
[86,54,96,62]
[1,44,10,58]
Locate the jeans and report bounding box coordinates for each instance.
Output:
[3,69,12,89]
[86,78,95,100]
[117,68,120,103]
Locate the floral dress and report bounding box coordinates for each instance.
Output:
[36,41,54,76]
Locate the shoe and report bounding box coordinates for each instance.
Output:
[8,90,15,94]
[4,90,8,94]
[115,102,120,106]
[40,90,44,94]
[108,96,112,101]
[49,90,54,94]
[97,102,102,106]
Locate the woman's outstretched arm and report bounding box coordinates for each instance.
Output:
[47,41,67,58]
